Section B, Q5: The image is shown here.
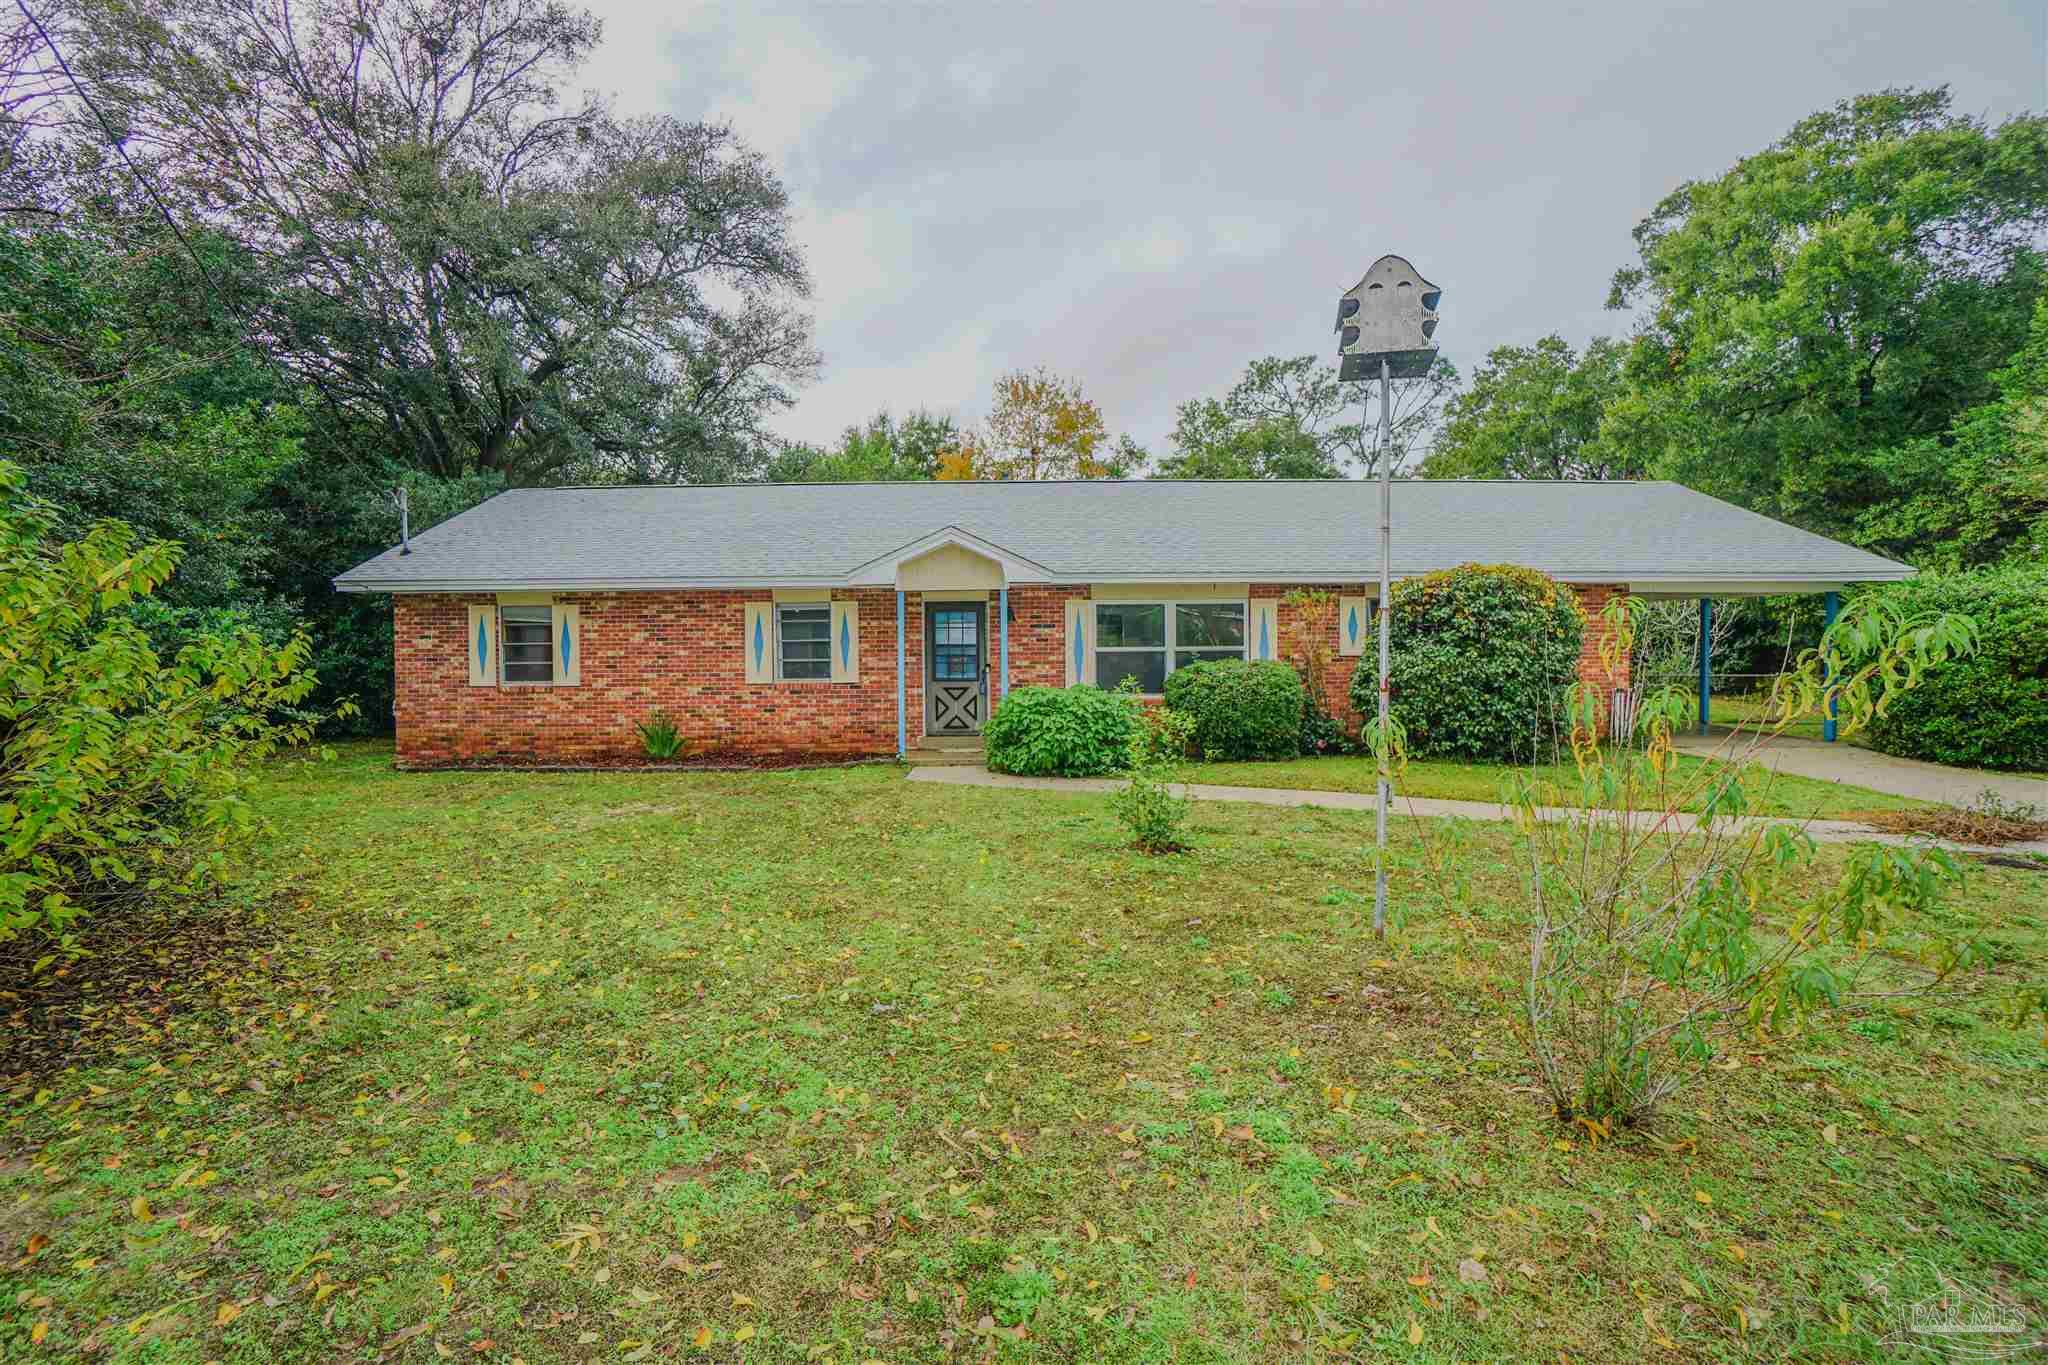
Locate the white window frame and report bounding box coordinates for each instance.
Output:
[498,603,555,686]
[775,602,832,682]
[1092,597,1248,695]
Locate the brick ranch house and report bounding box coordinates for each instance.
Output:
[334,480,1913,767]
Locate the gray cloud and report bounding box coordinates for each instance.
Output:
[582,0,2046,456]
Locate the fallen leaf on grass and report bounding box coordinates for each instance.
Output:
[1457,1259,1488,1284]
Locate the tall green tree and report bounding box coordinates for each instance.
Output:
[60,0,819,484]
[1154,404,1335,479]
[1424,335,1637,480]
[1607,87,2048,544]
[762,410,958,483]
[1160,354,1459,480]
[1856,295,2048,567]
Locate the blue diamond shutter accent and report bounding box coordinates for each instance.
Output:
[1072,617,1084,682]
[1346,604,1358,647]
[1259,611,1270,660]
[559,617,571,667]
[839,612,851,669]
[753,615,765,671]
[476,616,488,672]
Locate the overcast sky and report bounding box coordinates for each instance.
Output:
[580,0,2047,457]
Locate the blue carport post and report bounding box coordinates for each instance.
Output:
[895,590,907,757]
[1822,590,1841,742]
[1697,597,1712,736]
[998,586,1010,701]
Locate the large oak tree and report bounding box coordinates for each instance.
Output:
[61,0,818,483]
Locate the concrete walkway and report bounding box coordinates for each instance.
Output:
[906,765,2048,856]
[1671,731,2048,808]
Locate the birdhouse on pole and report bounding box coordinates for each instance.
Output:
[1335,254,1440,380]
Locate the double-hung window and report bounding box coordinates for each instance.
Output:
[777,604,831,680]
[1094,600,1245,693]
[500,605,555,683]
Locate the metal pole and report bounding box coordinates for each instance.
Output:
[1822,591,1840,742]
[1373,356,1391,941]
[895,590,907,758]
[1698,597,1712,736]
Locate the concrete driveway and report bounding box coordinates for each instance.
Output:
[1671,730,2047,809]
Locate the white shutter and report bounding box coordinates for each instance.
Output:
[1249,600,1279,662]
[743,602,774,683]
[555,603,581,686]
[830,600,860,683]
[1338,595,1370,656]
[1064,598,1091,686]
[467,604,497,687]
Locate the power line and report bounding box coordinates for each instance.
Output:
[11,0,226,305]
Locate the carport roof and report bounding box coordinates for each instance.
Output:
[334,479,1913,594]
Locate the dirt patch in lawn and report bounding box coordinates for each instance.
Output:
[0,896,287,1085]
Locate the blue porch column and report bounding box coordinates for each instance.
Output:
[1822,590,1840,742]
[998,587,1010,700]
[895,590,907,757]
[1697,597,1712,736]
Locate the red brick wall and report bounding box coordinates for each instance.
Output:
[1004,585,1090,689]
[394,589,917,767]
[392,580,1629,764]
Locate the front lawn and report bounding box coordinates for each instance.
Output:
[1182,751,1933,819]
[3,743,2041,1361]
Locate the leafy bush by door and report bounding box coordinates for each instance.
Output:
[1161,659,1304,760]
[982,685,1139,777]
[1350,563,1584,761]
[1860,566,2048,771]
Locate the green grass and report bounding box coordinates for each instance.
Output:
[1705,692,1830,743]
[3,741,2042,1362]
[1182,751,1935,818]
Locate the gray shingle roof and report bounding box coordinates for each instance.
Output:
[334,479,1912,592]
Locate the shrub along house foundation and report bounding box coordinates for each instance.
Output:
[334,480,1913,767]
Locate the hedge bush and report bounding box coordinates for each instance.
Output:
[1161,659,1304,760]
[1860,566,2048,771]
[1350,563,1584,761]
[982,685,1140,777]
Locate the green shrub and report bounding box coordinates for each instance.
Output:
[636,709,685,759]
[1860,566,2048,771]
[0,462,335,957]
[982,684,1139,777]
[1161,659,1303,760]
[1112,709,1195,852]
[1350,562,1584,761]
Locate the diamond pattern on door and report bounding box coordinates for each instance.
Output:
[932,683,981,731]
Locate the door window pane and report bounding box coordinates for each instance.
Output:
[932,608,980,681]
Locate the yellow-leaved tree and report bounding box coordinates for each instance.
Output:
[936,369,1143,480]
